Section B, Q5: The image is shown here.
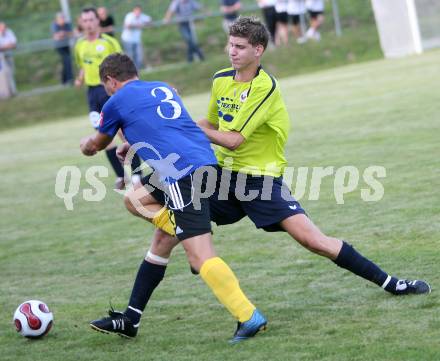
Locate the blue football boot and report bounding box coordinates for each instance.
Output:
[229,309,267,344]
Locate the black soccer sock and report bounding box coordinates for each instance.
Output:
[105,147,124,178]
[124,260,166,325]
[131,154,142,175]
[334,241,398,293]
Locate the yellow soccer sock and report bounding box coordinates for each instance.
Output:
[151,208,175,236]
[200,257,255,322]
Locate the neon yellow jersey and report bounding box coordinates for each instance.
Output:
[74,34,122,86]
[207,66,290,177]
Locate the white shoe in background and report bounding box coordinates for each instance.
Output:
[297,36,308,44]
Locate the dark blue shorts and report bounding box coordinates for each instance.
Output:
[141,170,212,241]
[276,12,289,24]
[308,10,323,19]
[142,166,306,233]
[87,85,110,113]
[209,166,306,232]
[289,14,301,25]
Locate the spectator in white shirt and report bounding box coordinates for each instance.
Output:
[288,0,307,44]
[305,0,324,41]
[0,21,17,96]
[275,0,289,46]
[121,5,151,70]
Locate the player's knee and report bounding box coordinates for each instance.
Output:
[124,193,138,216]
[147,230,178,262]
[153,230,178,253]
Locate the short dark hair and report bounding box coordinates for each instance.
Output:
[99,53,138,82]
[81,7,99,19]
[229,16,269,50]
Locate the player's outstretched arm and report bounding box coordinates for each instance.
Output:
[198,118,245,150]
[204,128,245,150]
[198,118,217,130]
[80,132,114,156]
[116,142,130,163]
[201,125,245,151]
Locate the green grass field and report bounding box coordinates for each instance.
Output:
[1,50,439,361]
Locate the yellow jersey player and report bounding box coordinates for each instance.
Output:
[199,16,431,297]
[74,7,141,189]
[105,16,431,343]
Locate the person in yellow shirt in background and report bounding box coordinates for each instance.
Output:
[74,7,141,189]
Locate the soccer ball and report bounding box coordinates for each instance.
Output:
[13,300,53,338]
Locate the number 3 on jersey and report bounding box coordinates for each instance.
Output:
[151,86,182,120]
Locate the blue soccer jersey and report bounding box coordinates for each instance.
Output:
[99,80,217,184]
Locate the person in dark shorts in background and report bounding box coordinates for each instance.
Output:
[305,0,324,41]
[74,7,141,189]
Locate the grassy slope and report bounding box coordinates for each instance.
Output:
[0,50,439,361]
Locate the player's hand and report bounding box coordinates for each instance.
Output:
[74,78,83,88]
[80,136,97,156]
[116,142,130,163]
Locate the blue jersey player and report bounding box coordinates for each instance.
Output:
[80,53,266,342]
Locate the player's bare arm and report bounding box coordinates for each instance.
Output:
[116,142,131,162]
[75,69,85,88]
[80,132,113,156]
[198,118,217,130]
[198,118,245,150]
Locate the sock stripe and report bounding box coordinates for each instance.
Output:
[128,305,143,315]
[146,251,169,265]
[381,275,392,289]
